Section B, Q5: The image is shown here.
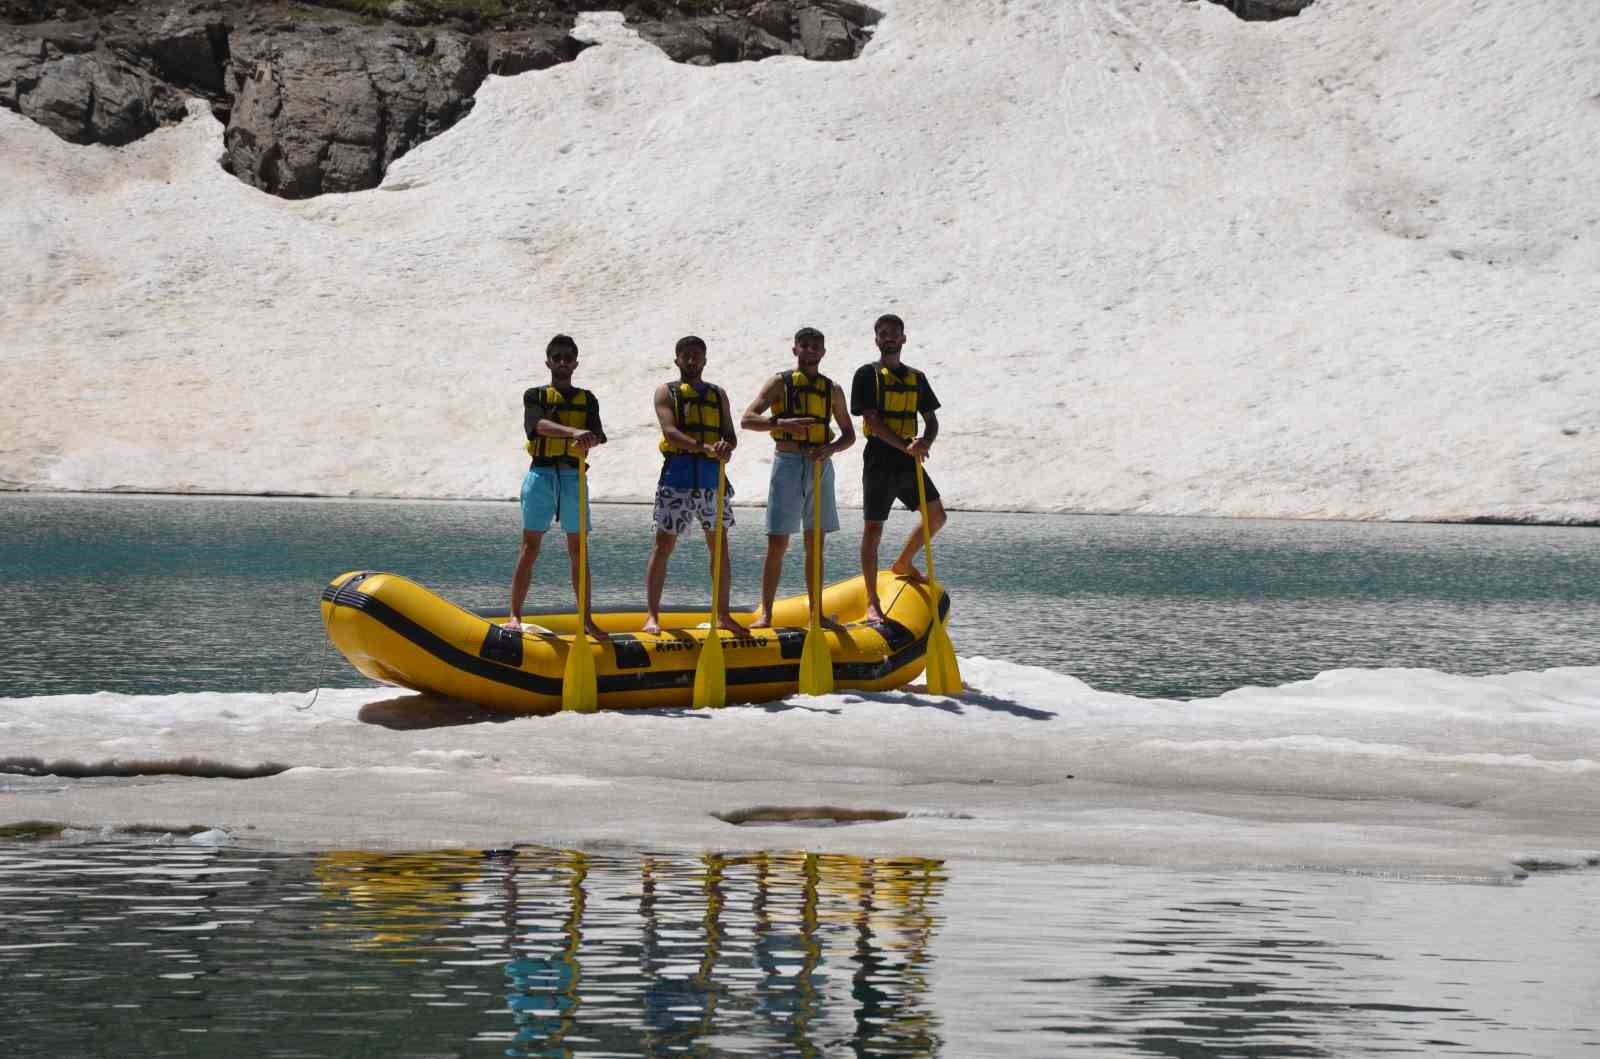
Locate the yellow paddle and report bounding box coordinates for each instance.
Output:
[915,458,963,696]
[797,456,834,695]
[561,452,598,713]
[691,460,728,709]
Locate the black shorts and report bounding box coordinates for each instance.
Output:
[862,446,940,522]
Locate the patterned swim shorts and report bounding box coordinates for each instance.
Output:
[653,484,736,536]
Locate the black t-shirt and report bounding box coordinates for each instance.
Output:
[850,362,940,464]
[524,385,605,467]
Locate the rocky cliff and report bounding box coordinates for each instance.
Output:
[0,0,882,197]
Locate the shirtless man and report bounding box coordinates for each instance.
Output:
[505,333,608,641]
[851,313,947,624]
[740,327,855,631]
[643,335,748,637]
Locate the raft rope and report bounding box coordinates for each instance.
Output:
[296,628,335,712]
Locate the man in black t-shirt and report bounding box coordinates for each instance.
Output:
[849,313,947,624]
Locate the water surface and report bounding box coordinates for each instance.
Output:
[4,839,1597,1058]
[1,494,1595,699]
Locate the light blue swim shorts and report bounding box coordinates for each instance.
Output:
[765,451,839,535]
[520,465,590,535]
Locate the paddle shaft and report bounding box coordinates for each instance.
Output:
[810,457,824,620]
[915,459,937,584]
[710,461,725,617]
[691,459,729,709]
[576,452,589,628]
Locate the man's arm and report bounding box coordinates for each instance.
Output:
[713,387,738,459]
[740,376,785,433]
[656,384,716,455]
[909,408,937,460]
[529,393,600,450]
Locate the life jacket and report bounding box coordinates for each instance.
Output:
[659,380,724,457]
[775,371,834,447]
[866,363,920,442]
[525,386,592,464]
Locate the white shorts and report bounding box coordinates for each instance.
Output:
[653,485,736,536]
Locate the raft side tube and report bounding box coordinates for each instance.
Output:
[319,572,946,714]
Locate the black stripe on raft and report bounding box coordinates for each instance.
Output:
[325,583,566,696]
[609,634,651,670]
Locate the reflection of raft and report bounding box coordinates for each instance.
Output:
[319,572,948,714]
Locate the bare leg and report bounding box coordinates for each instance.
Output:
[860,520,887,623]
[505,530,544,627]
[566,532,609,642]
[803,530,848,635]
[703,527,748,635]
[892,499,947,581]
[751,534,788,628]
[643,529,677,634]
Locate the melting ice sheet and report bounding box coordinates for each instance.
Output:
[4,659,1599,877]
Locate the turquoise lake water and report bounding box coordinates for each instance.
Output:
[1,493,1596,699]
[3,494,1599,1056]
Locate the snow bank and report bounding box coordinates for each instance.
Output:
[5,659,1598,874]
[0,0,1595,521]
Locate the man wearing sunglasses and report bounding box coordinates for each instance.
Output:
[505,334,607,640]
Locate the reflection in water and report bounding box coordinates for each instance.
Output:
[305,845,946,1056]
[6,841,1597,1057]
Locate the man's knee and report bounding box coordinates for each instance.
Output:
[862,521,885,548]
[766,534,790,556]
[651,530,678,558]
[930,502,948,532]
[518,531,544,557]
[564,533,583,557]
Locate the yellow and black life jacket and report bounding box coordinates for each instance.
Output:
[775,371,834,447]
[525,386,592,464]
[866,364,921,441]
[659,381,724,457]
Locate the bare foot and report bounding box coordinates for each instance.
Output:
[863,602,888,624]
[749,611,772,629]
[501,619,522,630]
[820,615,849,635]
[890,561,927,584]
[642,616,662,636]
[583,620,610,643]
[716,614,750,637]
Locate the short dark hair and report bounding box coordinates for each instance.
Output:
[874,313,904,332]
[675,335,707,356]
[546,334,578,356]
[794,326,825,344]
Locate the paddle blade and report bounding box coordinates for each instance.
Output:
[924,617,963,696]
[798,627,834,695]
[692,631,727,709]
[561,632,599,713]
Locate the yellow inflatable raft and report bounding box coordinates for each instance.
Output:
[319,571,948,714]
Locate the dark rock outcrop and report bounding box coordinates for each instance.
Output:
[1,0,880,198]
[223,25,490,197]
[632,0,877,64]
[0,18,199,144]
[1204,0,1316,20]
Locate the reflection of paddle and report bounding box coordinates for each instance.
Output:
[692,461,728,709]
[561,452,598,713]
[798,457,834,694]
[915,459,962,695]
